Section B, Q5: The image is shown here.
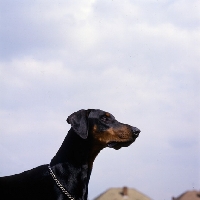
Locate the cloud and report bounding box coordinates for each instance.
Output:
[0,0,199,199]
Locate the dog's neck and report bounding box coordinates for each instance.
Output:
[50,129,103,200]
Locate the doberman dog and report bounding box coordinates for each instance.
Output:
[0,109,140,200]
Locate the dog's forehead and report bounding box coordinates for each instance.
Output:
[89,109,115,118]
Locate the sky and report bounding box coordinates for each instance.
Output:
[0,0,199,199]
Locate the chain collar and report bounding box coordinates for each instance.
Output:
[48,165,75,200]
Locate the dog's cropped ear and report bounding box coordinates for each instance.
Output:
[66,109,93,139]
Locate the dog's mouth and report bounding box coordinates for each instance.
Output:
[107,139,136,150]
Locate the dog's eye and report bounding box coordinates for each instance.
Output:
[101,116,108,122]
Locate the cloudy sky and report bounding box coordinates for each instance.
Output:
[0,0,199,199]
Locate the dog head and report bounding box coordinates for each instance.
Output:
[67,109,140,150]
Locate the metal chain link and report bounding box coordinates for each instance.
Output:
[48,165,75,200]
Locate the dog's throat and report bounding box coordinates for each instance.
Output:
[88,145,104,169]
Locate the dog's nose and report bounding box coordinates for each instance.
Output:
[132,127,140,136]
